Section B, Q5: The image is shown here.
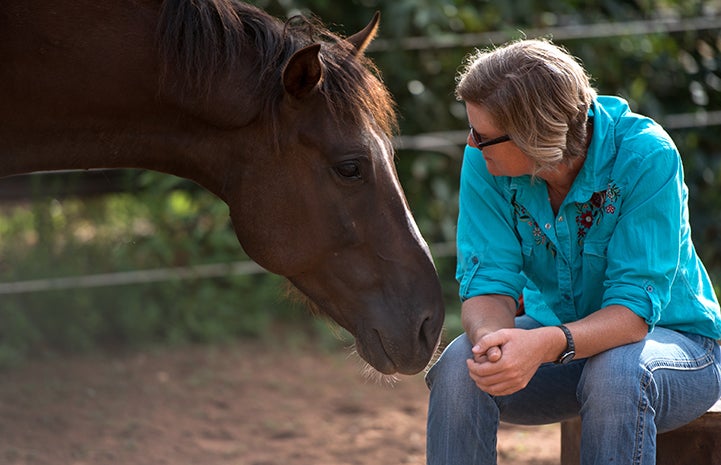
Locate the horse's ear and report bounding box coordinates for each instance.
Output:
[346,11,380,56]
[283,43,323,99]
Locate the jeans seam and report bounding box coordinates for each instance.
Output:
[633,368,652,465]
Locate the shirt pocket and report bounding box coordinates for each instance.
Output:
[582,240,608,284]
[521,242,538,284]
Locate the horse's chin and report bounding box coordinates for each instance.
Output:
[360,361,401,385]
[282,281,441,377]
[348,345,400,385]
[351,334,402,375]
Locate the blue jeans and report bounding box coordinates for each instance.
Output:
[425,315,721,465]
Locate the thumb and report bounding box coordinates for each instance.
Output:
[474,331,506,355]
[485,345,502,362]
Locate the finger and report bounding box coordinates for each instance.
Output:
[466,368,511,394]
[466,358,504,381]
[475,331,507,355]
[471,370,529,396]
[466,366,520,395]
[466,360,490,388]
[486,346,502,362]
[483,383,515,396]
[472,343,502,360]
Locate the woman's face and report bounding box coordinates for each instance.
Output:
[466,102,535,177]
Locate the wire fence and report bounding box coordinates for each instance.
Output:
[0,242,458,295]
[369,15,721,52]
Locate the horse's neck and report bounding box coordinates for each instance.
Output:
[0,0,260,200]
[3,124,239,198]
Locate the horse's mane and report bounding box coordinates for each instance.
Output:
[157,0,397,136]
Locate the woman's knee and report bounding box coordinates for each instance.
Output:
[425,333,474,391]
[576,342,654,422]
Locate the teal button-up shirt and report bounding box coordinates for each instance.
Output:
[456,96,721,339]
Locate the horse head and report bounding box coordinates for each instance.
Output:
[0,0,445,375]
[227,13,444,375]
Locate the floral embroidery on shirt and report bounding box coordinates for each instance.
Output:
[511,193,557,257]
[575,182,620,245]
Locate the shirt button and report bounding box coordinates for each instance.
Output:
[558,216,564,222]
[472,256,479,264]
[544,223,552,230]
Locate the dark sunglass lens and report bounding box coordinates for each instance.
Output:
[470,127,481,146]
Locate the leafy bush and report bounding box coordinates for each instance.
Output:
[0,173,341,366]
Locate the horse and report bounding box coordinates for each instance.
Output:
[0,0,445,375]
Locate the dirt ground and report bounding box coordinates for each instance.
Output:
[0,341,560,465]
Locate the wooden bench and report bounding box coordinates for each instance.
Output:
[560,398,721,464]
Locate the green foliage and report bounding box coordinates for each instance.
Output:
[1,0,720,360]
[0,173,334,366]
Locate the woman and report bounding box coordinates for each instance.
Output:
[425,38,721,465]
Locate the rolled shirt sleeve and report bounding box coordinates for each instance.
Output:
[601,128,683,329]
[456,145,527,303]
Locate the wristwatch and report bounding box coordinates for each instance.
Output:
[555,324,576,365]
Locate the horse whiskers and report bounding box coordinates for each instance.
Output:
[362,363,400,386]
[283,280,441,384]
[424,336,446,376]
[346,344,400,385]
[283,281,350,341]
[284,281,399,384]
[283,281,322,316]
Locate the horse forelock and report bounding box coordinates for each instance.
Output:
[157,0,397,138]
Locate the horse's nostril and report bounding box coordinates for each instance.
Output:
[419,315,439,351]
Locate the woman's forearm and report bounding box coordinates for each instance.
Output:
[462,295,648,362]
[462,294,517,344]
[564,304,648,359]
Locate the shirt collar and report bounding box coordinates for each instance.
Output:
[563,98,618,203]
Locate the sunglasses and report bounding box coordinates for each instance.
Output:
[469,126,511,149]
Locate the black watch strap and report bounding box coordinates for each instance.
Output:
[555,324,576,365]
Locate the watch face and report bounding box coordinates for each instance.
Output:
[559,351,576,365]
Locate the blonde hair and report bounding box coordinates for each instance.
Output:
[456,38,596,172]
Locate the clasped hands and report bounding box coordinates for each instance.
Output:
[466,327,547,396]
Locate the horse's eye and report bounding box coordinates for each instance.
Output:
[334,161,362,180]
